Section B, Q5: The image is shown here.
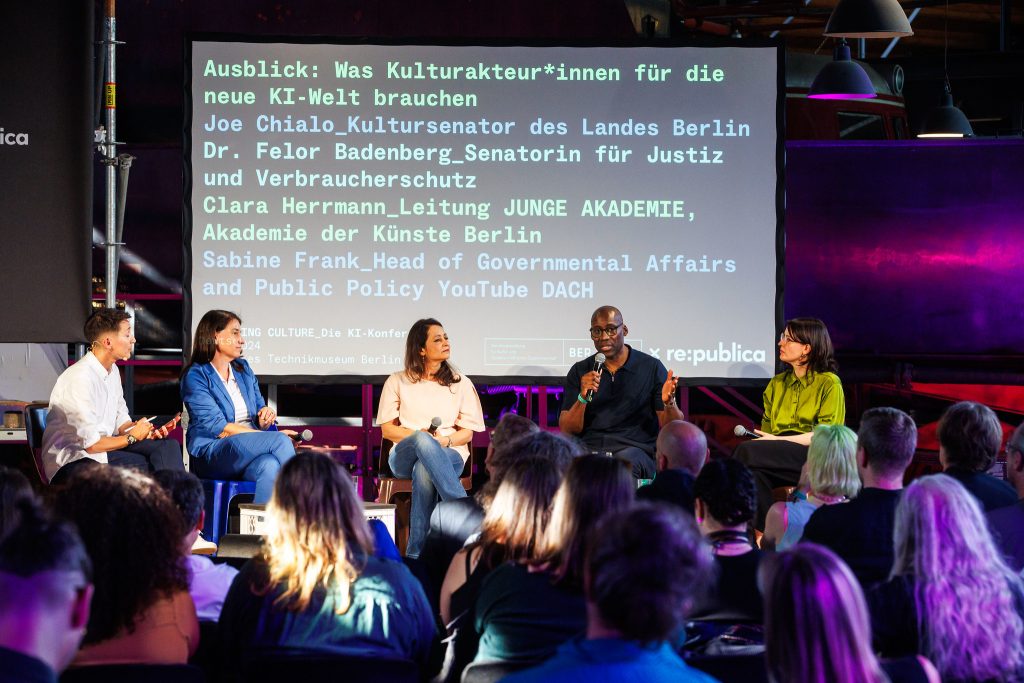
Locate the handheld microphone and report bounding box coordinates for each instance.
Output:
[585,353,607,401]
[734,425,760,439]
[427,417,442,435]
[288,429,314,443]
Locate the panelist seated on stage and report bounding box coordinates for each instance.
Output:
[44,308,183,484]
[558,306,683,479]
[375,318,485,559]
[734,317,846,529]
[181,309,296,504]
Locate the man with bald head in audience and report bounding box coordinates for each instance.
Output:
[560,305,683,478]
[637,420,708,512]
[987,420,1024,571]
[0,502,93,682]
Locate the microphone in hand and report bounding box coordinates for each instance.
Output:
[288,429,314,443]
[585,352,607,401]
[427,417,442,435]
[734,425,761,439]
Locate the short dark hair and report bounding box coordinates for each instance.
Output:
[489,413,539,453]
[0,499,92,580]
[0,466,36,540]
[153,470,205,535]
[938,401,1002,472]
[693,459,757,526]
[857,407,918,478]
[83,308,130,344]
[52,467,188,645]
[785,317,838,374]
[587,503,712,643]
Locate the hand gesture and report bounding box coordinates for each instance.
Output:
[662,370,680,404]
[257,406,277,430]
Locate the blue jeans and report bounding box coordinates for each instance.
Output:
[389,430,467,558]
[192,430,295,503]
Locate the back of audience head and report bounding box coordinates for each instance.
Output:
[693,459,757,531]
[937,400,1001,473]
[537,454,636,586]
[655,420,707,475]
[892,474,1024,681]
[263,451,374,613]
[806,424,860,498]
[479,430,578,509]
[762,543,886,683]
[51,466,188,645]
[153,469,205,551]
[0,499,93,673]
[857,407,918,481]
[1007,421,1024,493]
[484,413,539,476]
[586,503,712,644]
[0,465,36,540]
[478,454,564,569]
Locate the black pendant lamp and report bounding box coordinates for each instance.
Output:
[824,0,913,38]
[809,39,876,99]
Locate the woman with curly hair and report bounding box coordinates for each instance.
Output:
[867,474,1024,682]
[51,466,198,665]
[376,318,485,558]
[762,423,860,551]
[218,451,435,669]
[763,543,939,683]
[690,458,763,622]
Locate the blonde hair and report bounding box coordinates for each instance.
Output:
[892,474,1024,681]
[807,423,860,499]
[261,452,374,613]
[763,543,887,683]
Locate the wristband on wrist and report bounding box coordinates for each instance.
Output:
[446,437,452,447]
[577,393,591,404]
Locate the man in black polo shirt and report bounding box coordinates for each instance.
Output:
[559,306,683,478]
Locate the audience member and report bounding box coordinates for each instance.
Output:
[988,420,1024,570]
[52,466,198,666]
[473,454,635,665]
[637,420,708,511]
[690,459,763,622]
[937,400,1017,511]
[0,501,93,682]
[0,466,36,539]
[153,470,238,622]
[762,543,939,683]
[762,423,859,551]
[43,308,183,484]
[802,407,917,586]
[218,451,434,671]
[503,503,716,683]
[417,414,542,604]
[867,474,1024,682]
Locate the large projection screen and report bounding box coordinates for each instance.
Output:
[187,40,783,382]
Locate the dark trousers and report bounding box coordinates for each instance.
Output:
[50,439,184,485]
[733,439,809,530]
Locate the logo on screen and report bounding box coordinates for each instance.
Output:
[0,128,29,146]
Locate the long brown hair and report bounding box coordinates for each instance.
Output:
[261,452,375,613]
[184,309,243,374]
[403,318,459,387]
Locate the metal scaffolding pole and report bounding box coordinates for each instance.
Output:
[103,0,118,308]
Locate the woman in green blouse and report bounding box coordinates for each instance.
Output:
[738,317,846,529]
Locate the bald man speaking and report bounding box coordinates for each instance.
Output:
[559,306,684,478]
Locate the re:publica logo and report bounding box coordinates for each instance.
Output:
[0,127,30,146]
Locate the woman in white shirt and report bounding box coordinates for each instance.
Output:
[376,318,485,558]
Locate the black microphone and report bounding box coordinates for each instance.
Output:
[288,429,314,443]
[585,352,607,401]
[427,416,442,435]
[734,425,760,439]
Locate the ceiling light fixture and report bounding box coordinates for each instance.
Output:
[808,39,876,99]
[917,0,973,137]
[824,0,913,39]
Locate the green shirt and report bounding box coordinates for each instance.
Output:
[761,370,845,434]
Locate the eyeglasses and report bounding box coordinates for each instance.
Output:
[589,324,623,339]
[779,332,800,344]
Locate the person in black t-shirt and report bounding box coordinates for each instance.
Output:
[801,407,917,587]
[937,401,1017,512]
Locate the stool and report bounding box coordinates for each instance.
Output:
[201,479,257,546]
